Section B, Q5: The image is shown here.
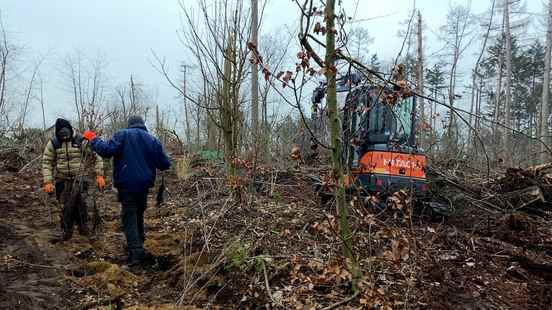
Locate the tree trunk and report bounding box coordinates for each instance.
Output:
[541,0,552,163]
[416,11,424,146]
[503,0,513,164]
[428,87,434,150]
[71,68,81,131]
[261,87,269,160]
[182,65,192,146]
[130,75,136,112]
[250,0,259,152]
[469,0,496,155]
[475,75,484,156]
[222,33,236,176]
[230,31,241,161]
[447,46,458,152]
[40,79,47,143]
[196,94,201,147]
[493,20,505,138]
[19,64,39,135]
[468,71,477,149]
[324,0,360,292]
[40,79,46,131]
[155,104,161,138]
[0,51,7,114]
[207,92,217,149]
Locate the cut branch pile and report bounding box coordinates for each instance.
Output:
[429,162,552,216]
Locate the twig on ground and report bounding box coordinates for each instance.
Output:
[261,259,275,304]
[18,155,41,173]
[321,291,360,310]
[3,257,67,270]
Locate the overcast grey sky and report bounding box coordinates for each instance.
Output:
[1,0,544,129]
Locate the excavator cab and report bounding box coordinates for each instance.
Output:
[311,76,427,194]
[342,85,427,193]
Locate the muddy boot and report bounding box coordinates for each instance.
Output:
[126,248,145,267]
[49,231,71,244]
[62,229,73,241]
[122,255,144,271]
[60,218,73,241]
[78,224,89,237]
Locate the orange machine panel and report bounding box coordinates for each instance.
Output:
[354,151,426,179]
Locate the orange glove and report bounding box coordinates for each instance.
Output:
[43,183,54,194]
[83,130,97,141]
[96,176,106,191]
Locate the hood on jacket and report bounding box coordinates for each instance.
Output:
[128,115,147,130]
[54,118,73,141]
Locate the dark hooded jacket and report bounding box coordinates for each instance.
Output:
[90,117,171,193]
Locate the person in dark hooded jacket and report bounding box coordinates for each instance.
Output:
[83,116,171,265]
[42,118,105,241]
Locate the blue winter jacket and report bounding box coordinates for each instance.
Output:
[90,124,171,193]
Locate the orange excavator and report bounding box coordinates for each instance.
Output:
[312,74,427,195]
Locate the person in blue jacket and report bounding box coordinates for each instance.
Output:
[83,115,171,266]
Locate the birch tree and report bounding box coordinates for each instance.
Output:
[440,3,475,154]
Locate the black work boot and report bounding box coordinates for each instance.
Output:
[62,230,73,241]
[49,230,72,244]
[126,249,145,268]
[78,225,90,237]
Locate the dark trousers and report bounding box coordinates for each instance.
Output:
[56,179,89,240]
[118,191,148,261]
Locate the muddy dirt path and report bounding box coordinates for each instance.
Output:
[0,171,189,309]
[0,171,78,309]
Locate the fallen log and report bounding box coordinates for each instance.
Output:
[511,255,552,280]
[501,186,545,210]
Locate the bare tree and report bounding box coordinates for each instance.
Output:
[250,0,260,151]
[416,11,424,145]
[154,0,252,176]
[109,75,150,133]
[181,64,192,146]
[287,0,362,293]
[492,20,505,137]
[503,0,513,162]
[468,0,496,155]
[257,32,294,159]
[0,15,9,116]
[39,76,46,132]
[64,52,108,131]
[17,56,46,134]
[323,1,356,288]
[541,0,552,163]
[440,2,475,153]
[348,26,373,63]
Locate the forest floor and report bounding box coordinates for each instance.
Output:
[1,156,552,309]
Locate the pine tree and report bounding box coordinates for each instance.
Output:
[425,63,446,147]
